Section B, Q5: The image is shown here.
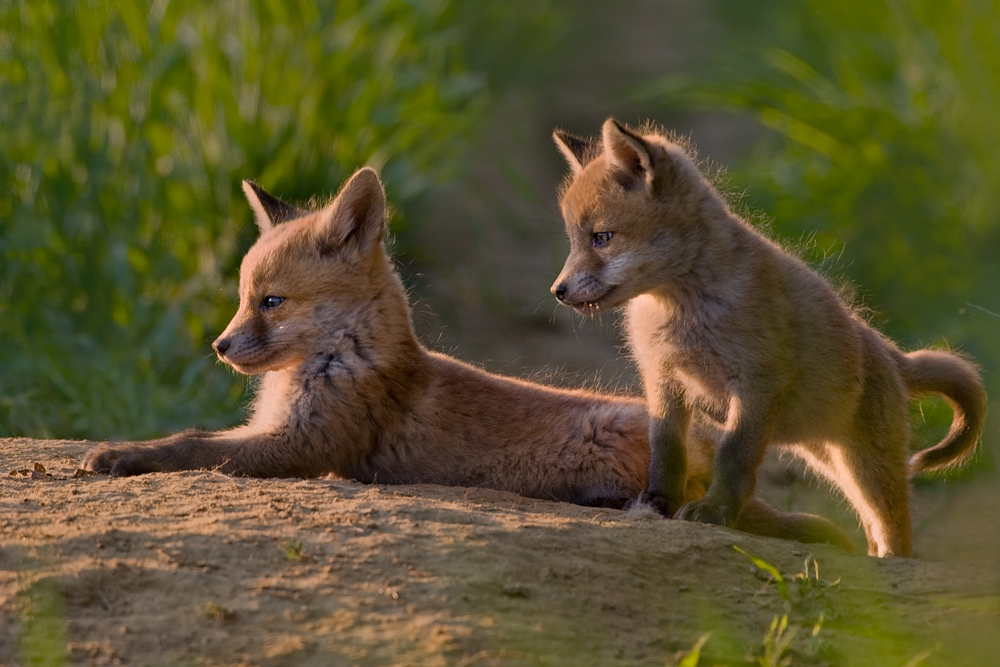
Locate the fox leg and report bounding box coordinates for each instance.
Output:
[830,375,913,557]
[81,428,316,479]
[639,391,690,516]
[837,440,913,558]
[677,395,772,527]
[735,497,857,552]
[795,441,912,558]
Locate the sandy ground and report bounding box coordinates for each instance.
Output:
[2,437,999,667]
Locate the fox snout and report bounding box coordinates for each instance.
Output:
[212,336,231,358]
[551,261,583,304]
[550,267,617,314]
[211,318,274,373]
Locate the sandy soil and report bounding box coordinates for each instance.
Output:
[2,437,999,667]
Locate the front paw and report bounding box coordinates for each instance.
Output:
[634,490,682,517]
[675,498,735,526]
[82,444,164,477]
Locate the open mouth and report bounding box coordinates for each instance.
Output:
[573,300,605,316]
[568,285,622,316]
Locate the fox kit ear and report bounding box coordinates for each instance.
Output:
[602,119,655,193]
[553,129,594,175]
[241,181,305,233]
[316,167,386,257]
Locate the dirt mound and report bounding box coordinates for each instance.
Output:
[2,438,998,666]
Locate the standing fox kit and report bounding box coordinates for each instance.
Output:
[551,119,987,557]
[83,168,653,506]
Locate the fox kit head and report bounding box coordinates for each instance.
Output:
[550,119,714,313]
[213,168,389,374]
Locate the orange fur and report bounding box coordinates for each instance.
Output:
[81,168,853,549]
[82,169,649,507]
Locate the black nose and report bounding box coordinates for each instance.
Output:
[213,338,231,356]
[553,283,568,301]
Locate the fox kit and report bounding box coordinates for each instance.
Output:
[551,119,987,557]
[82,167,852,549]
[82,168,648,506]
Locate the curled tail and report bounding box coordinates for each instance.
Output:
[902,349,987,474]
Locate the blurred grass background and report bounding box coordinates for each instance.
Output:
[0,0,557,438]
[1,0,996,490]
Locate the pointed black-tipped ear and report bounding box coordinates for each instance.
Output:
[241,181,306,232]
[553,129,595,175]
[315,167,386,257]
[601,119,655,193]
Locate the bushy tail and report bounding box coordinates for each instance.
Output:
[902,349,987,474]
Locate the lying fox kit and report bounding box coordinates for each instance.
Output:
[81,168,650,506]
[551,119,987,557]
[82,168,854,549]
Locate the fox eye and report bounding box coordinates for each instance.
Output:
[592,231,614,248]
[261,295,285,310]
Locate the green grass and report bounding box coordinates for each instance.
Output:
[0,0,560,440]
[19,576,68,667]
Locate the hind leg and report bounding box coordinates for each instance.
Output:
[735,497,857,552]
[838,442,912,557]
[796,440,912,557]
